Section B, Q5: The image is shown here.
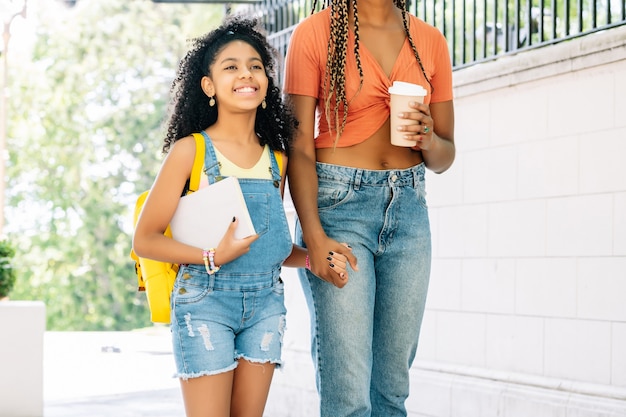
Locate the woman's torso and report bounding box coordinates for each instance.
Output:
[316,122,423,170]
[317,9,424,170]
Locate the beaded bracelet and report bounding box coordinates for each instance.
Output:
[202,248,220,275]
[305,254,311,270]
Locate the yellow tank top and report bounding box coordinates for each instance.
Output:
[213,145,272,179]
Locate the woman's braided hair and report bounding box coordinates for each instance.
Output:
[312,0,433,144]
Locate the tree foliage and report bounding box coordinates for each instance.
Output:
[5,0,224,330]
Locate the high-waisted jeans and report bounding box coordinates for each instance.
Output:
[296,162,432,417]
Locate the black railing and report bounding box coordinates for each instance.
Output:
[243,0,626,69]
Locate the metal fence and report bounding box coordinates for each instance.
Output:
[243,0,626,69]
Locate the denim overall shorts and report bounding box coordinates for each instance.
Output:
[171,132,293,379]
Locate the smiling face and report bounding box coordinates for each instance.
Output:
[202,40,268,113]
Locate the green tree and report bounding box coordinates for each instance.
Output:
[5,0,223,330]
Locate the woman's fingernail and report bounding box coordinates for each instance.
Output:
[326,256,332,261]
[232,216,236,222]
[329,263,335,268]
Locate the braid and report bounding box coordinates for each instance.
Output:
[314,0,433,145]
[351,0,364,99]
[324,0,350,145]
[319,0,366,146]
[396,0,435,93]
[310,0,330,16]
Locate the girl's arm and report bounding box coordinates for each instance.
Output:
[283,244,350,279]
[133,136,258,267]
[282,244,307,268]
[133,136,202,265]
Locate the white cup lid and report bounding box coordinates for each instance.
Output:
[388,81,427,96]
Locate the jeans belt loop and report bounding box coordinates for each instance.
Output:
[353,169,363,191]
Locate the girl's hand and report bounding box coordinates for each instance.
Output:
[214,217,260,266]
[397,101,435,150]
[325,243,351,280]
[307,236,358,288]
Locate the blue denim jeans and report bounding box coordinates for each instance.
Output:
[295,162,431,417]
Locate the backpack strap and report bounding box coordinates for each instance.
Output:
[273,150,284,177]
[189,133,206,193]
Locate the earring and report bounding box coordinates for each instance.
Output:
[209,96,215,107]
[261,99,267,110]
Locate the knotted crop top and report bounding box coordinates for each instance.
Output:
[283,8,454,149]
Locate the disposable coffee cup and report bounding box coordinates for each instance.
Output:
[388,81,428,147]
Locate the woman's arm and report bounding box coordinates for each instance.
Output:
[421,100,455,173]
[401,99,455,173]
[286,94,357,287]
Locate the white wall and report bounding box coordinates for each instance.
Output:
[413,24,626,417]
[267,24,626,417]
[0,301,46,417]
[267,25,626,417]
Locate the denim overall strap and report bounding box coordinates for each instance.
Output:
[268,147,282,188]
[199,130,222,184]
[193,131,292,287]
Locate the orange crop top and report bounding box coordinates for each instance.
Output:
[283,8,454,149]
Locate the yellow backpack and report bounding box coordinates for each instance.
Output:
[130,133,284,324]
[130,132,205,323]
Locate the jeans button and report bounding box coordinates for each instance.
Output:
[391,174,398,182]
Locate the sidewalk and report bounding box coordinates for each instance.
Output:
[43,268,319,417]
[43,328,185,417]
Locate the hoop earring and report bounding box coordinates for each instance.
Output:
[209,96,215,107]
[261,99,267,110]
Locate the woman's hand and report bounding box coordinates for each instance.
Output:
[306,236,358,288]
[397,101,435,150]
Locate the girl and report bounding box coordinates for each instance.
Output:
[133,16,348,417]
[284,0,456,415]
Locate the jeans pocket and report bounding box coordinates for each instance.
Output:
[317,180,353,211]
[245,192,270,236]
[173,265,210,305]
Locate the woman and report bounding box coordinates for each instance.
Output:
[283,0,455,415]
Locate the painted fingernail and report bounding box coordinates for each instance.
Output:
[326,256,332,261]
[340,273,345,279]
[329,251,334,255]
[232,216,236,222]
[329,263,335,268]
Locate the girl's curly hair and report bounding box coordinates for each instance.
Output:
[162,15,297,155]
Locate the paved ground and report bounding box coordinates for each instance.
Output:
[43,268,319,417]
[43,328,185,417]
